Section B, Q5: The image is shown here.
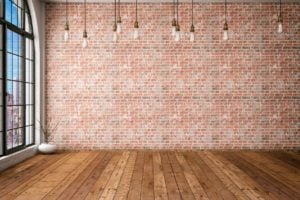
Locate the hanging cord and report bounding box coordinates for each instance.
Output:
[114,0,117,25]
[225,0,227,22]
[84,0,86,32]
[176,0,179,25]
[279,0,282,15]
[192,0,193,25]
[173,0,176,17]
[136,0,138,22]
[118,0,121,21]
[65,0,68,24]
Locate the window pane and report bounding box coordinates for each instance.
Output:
[5,0,12,22]
[13,81,24,105]
[6,53,13,80]
[12,106,20,128]
[12,55,19,80]
[12,31,20,55]
[6,130,13,150]
[25,12,32,34]
[6,80,13,105]
[6,29,13,53]
[6,106,13,129]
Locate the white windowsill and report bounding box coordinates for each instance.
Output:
[0,145,38,172]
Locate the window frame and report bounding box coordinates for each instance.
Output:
[0,0,35,156]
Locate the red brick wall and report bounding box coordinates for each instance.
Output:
[45,3,300,150]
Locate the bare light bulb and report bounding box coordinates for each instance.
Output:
[133,21,139,40]
[175,24,180,42]
[64,30,69,41]
[277,15,283,34]
[64,24,69,42]
[172,26,176,36]
[113,32,118,42]
[223,22,228,41]
[175,31,180,42]
[190,32,195,42]
[171,18,176,36]
[82,31,88,48]
[82,37,88,48]
[134,28,139,39]
[190,24,195,42]
[278,22,283,33]
[117,22,122,34]
[223,30,228,41]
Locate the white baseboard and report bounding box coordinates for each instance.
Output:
[0,146,38,172]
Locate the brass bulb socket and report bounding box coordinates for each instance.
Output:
[65,23,69,31]
[190,24,195,32]
[113,23,117,31]
[117,16,122,23]
[134,21,139,28]
[176,24,180,32]
[278,15,283,23]
[83,31,87,38]
[172,18,176,26]
[223,22,228,31]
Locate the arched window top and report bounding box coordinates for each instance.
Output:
[1,0,33,35]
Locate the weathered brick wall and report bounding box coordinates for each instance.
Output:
[45,3,300,150]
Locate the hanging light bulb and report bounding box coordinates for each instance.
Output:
[64,23,69,42]
[113,0,118,42]
[133,0,139,39]
[117,0,122,33]
[134,22,139,39]
[223,0,228,41]
[277,0,283,33]
[64,0,69,41]
[82,0,88,48]
[113,24,118,42]
[189,0,195,42]
[223,22,228,41]
[83,31,88,48]
[171,0,176,36]
[175,24,180,42]
[190,24,195,42]
[172,19,176,37]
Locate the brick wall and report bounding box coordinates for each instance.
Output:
[45,3,300,150]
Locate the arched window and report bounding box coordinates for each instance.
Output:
[0,0,35,156]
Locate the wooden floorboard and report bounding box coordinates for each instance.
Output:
[0,151,299,200]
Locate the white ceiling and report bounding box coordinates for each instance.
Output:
[41,0,300,3]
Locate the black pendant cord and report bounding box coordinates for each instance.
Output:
[65,0,68,24]
[176,0,179,25]
[114,0,117,25]
[191,0,193,25]
[118,0,121,19]
[135,0,138,22]
[279,0,282,15]
[225,0,227,22]
[84,0,86,32]
[173,0,176,18]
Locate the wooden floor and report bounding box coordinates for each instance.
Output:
[0,151,299,200]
